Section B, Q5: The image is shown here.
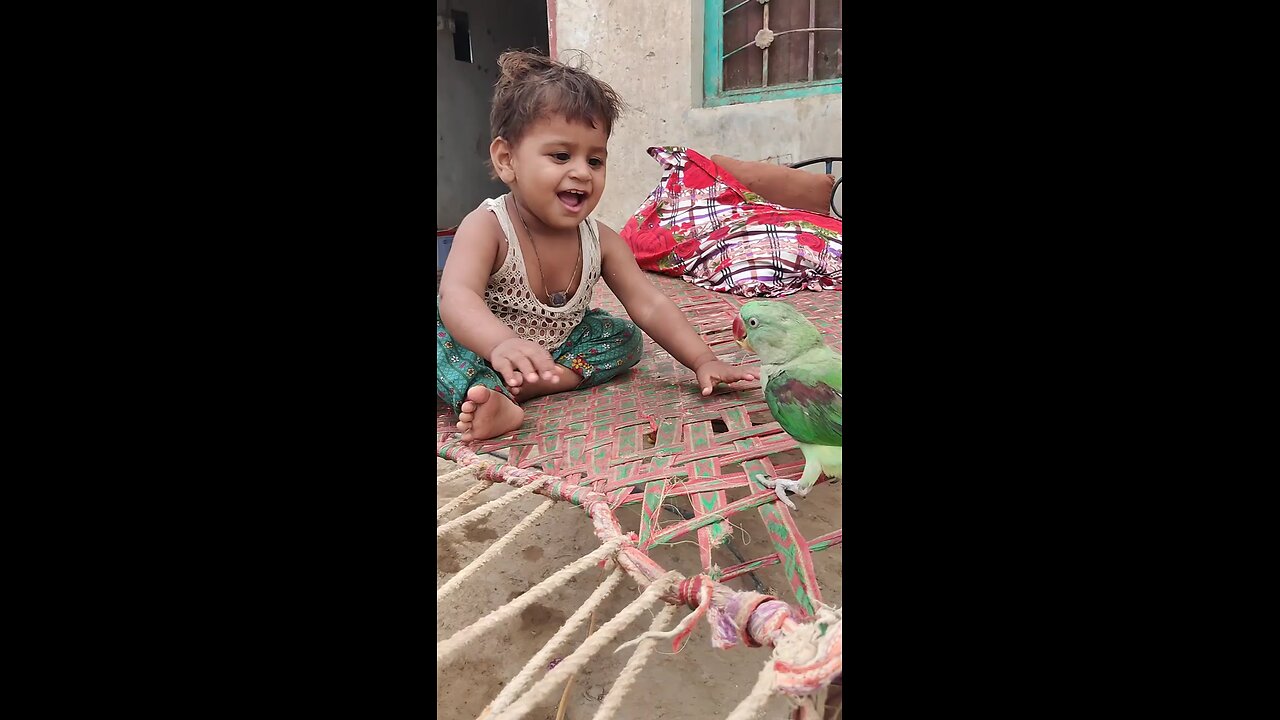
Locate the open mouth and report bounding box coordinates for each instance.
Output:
[558,189,587,212]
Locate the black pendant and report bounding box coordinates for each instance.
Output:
[550,291,568,307]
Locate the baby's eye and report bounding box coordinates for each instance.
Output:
[551,152,570,162]
[588,157,604,168]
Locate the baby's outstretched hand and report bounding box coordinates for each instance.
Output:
[489,338,559,390]
[694,360,757,396]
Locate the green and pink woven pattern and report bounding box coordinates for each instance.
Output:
[437,272,842,617]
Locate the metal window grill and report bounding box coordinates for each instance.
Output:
[723,0,842,89]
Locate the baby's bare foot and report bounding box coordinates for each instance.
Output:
[455,385,525,441]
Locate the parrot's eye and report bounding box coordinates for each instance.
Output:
[748,318,758,327]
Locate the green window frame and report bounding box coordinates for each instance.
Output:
[703,0,842,107]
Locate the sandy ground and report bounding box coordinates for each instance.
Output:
[437,456,842,720]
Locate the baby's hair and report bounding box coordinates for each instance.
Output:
[490,49,625,146]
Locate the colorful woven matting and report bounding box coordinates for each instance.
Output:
[437,272,842,616]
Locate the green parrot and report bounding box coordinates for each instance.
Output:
[732,301,841,509]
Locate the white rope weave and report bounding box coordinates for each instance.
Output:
[723,661,777,720]
[436,540,622,664]
[436,480,492,520]
[438,462,488,485]
[437,478,545,538]
[592,604,680,720]
[488,571,681,720]
[486,567,626,715]
[437,499,555,604]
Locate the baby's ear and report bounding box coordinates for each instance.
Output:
[490,137,516,184]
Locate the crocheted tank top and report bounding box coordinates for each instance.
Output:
[482,195,602,350]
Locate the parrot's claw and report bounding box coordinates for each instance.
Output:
[754,473,801,510]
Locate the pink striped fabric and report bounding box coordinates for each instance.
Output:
[620,146,841,298]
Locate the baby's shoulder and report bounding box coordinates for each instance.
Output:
[453,205,511,275]
[593,219,625,261]
[458,203,504,238]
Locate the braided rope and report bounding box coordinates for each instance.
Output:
[592,604,680,720]
[436,480,492,520]
[438,462,489,485]
[439,447,816,653]
[437,477,545,538]
[487,567,626,716]
[489,571,681,720]
[613,577,709,654]
[436,539,623,664]
[723,661,777,720]
[437,499,556,605]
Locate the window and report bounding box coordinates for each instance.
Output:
[452,10,471,63]
[703,0,842,107]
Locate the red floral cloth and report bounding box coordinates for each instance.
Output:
[620,146,841,297]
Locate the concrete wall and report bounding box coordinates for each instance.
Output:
[436,0,549,230]
[555,0,843,229]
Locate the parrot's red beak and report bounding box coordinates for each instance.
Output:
[732,314,753,351]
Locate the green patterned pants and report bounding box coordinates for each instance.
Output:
[436,303,643,412]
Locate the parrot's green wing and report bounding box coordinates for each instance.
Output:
[764,361,842,447]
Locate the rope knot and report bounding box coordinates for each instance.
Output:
[771,604,843,698]
[676,576,708,609]
[614,574,712,655]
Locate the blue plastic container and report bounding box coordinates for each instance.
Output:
[436,233,454,270]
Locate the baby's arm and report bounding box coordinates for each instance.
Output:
[438,208,558,387]
[597,222,755,394]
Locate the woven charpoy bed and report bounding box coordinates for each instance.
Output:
[437,272,842,720]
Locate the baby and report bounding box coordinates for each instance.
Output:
[437,51,754,441]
